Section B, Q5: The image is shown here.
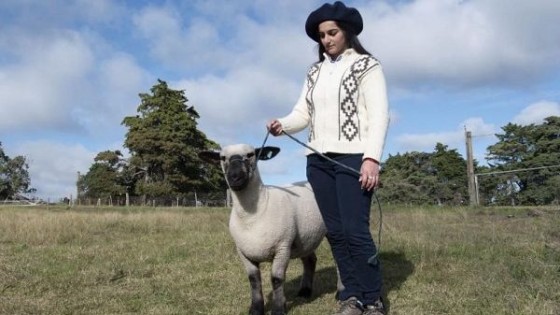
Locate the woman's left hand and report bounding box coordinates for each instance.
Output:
[359,158,380,191]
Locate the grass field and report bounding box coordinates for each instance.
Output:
[1,204,559,315]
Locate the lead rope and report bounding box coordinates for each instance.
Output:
[255,130,270,164]
[259,129,383,266]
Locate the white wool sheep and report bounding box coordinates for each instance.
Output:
[199,144,328,315]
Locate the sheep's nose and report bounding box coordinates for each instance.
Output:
[226,161,249,191]
[228,167,244,180]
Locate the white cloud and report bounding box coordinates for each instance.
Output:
[175,66,302,144]
[0,0,124,26]
[13,141,97,200]
[0,24,150,144]
[131,1,314,77]
[361,0,560,88]
[0,31,94,132]
[462,117,497,137]
[396,117,496,153]
[397,131,459,152]
[512,101,560,126]
[132,6,230,73]
[78,53,150,138]
[393,98,560,163]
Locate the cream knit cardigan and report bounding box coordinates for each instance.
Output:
[278,48,390,162]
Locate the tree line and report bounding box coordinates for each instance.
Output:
[3,80,559,206]
[377,116,560,206]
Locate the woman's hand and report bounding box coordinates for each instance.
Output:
[267,119,283,136]
[359,158,380,191]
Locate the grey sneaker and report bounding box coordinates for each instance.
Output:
[363,298,385,315]
[332,297,364,315]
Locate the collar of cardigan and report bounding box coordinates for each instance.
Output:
[323,48,356,63]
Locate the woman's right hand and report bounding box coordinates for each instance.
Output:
[267,119,283,136]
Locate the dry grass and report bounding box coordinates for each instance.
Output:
[1,205,559,315]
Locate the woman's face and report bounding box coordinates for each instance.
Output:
[318,20,347,58]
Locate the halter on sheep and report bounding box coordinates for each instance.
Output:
[199,144,329,315]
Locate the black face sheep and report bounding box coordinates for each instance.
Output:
[199,144,327,315]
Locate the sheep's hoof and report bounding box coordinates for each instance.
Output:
[297,287,312,298]
[249,309,265,315]
[249,303,265,315]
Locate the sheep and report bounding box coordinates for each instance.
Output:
[198,144,328,315]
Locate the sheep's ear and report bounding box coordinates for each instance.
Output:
[255,146,280,160]
[198,150,221,163]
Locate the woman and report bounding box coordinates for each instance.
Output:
[267,2,389,315]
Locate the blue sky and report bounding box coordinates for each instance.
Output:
[1,0,559,200]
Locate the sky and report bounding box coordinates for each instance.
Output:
[1,0,559,200]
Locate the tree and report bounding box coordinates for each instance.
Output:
[431,143,468,205]
[524,116,560,204]
[121,80,224,198]
[486,123,532,166]
[80,150,126,201]
[379,151,434,205]
[378,143,468,205]
[0,142,35,199]
[484,116,560,205]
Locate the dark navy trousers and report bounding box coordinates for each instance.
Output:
[306,153,382,305]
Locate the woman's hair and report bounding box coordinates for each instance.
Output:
[316,20,371,62]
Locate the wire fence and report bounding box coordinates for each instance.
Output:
[0,199,42,206]
[76,195,229,207]
[75,191,231,208]
[2,192,231,208]
[475,168,560,206]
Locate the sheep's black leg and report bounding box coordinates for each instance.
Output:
[239,253,264,315]
[270,275,286,315]
[270,250,290,315]
[248,271,265,315]
[298,252,317,298]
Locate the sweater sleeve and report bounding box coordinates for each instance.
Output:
[361,64,390,162]
[277,80,311,134]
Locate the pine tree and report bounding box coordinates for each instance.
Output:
[121,80,224,198]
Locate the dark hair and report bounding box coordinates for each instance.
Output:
[316,20,371,62]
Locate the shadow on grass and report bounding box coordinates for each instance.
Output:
[379,251,415,313]
[269,250,414,314]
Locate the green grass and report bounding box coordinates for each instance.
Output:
[1,205,559,314]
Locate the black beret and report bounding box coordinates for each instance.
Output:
[305,1,363,42]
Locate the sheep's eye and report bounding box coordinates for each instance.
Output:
[246,152,255,159]
[220,156,226,161]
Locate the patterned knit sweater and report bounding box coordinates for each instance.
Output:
[278,48,390,162]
